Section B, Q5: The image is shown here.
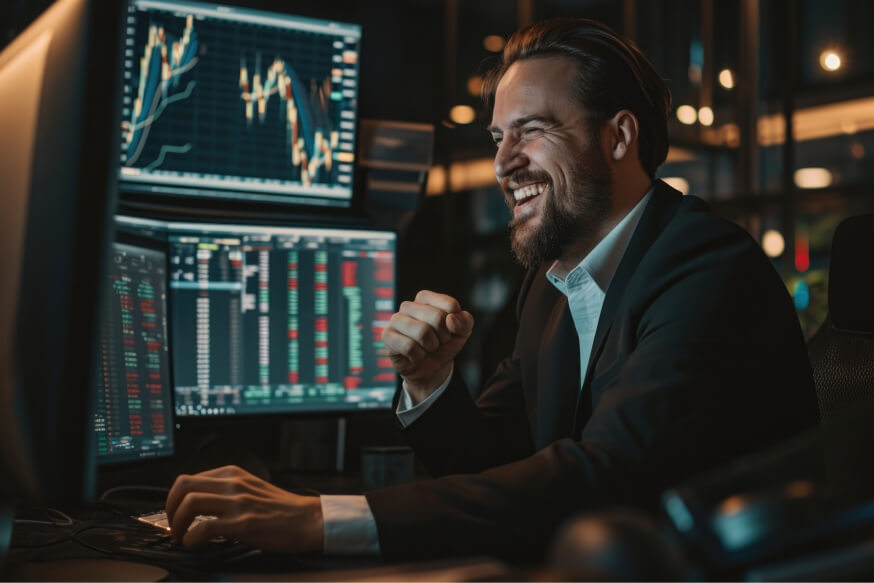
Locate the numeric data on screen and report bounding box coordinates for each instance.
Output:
[169,225,396,416]
[95,244,174,463]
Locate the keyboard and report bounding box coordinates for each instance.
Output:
[76,514,260,569]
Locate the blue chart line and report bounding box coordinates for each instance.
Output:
[145,143,193,172]
[124,14,199,167]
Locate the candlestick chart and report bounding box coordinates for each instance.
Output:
[119,1,361,206]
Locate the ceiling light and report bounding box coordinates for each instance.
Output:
[449,105,475,125]
[762,230,785,257]
[676,105,697,125]
[794,167,832,189]
[483,35,505,52]
[820,50,841,71]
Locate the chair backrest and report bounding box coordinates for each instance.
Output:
[807,213,874,421]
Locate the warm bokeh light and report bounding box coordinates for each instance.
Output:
[758,96,874,145]
[851,142,865,159]
[784,480,815,499]
[794,167,832,189]
[722,123,741,147]
[483,35,505,52]
[449,105,475,125]
[820,50,841,71]
[762,230,785,257]
[676,105,697,125]
[661,177,690,195]
[466,75,484,98]
[718,68,735,89]
[698,106,714,126]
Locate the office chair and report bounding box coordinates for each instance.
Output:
[806,213,874,421]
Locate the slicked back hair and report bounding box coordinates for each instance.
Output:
[483,18,672,179]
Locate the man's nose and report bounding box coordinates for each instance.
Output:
[494,138,527,181]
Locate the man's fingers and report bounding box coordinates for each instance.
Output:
[399,301,454,343]
[382,326,427,362]
[386,312,441,352]
[413,290,462,314]
[446,311,474,338]
[169,492,235,543]
[181,515,233,549]
[166,473,239,522]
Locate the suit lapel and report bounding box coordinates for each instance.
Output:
[575,182,684,432]
[535,293,580,448]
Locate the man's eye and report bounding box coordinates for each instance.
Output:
[522,126,542,135]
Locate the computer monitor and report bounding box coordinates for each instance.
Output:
[0,0,123,508]
[116,216,397,417]
[118,0,362,209]
[95,243,175,465]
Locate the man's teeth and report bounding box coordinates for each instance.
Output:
[513,183,547,202]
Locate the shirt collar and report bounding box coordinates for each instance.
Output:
[547,186,655,295]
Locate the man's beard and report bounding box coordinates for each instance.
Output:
[507,149,612,270]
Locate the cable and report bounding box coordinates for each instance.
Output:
[98,485,170,503]
[13,507,74,527]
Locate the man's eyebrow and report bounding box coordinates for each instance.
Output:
[487,115,553,135]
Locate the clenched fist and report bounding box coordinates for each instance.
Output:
[381,290,474,404]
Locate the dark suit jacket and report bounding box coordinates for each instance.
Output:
[365,181,819,561]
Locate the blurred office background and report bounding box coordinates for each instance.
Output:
[2,0,872,390]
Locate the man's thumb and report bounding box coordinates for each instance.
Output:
[446,311,474,337]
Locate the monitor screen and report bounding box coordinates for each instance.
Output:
[116,216,398,417]
[95,243,174,464]
[119,0,361,208]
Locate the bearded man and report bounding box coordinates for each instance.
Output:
[165,18,819,562]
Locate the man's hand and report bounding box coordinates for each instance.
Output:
[165,465,323,552]
[381,290,474,404]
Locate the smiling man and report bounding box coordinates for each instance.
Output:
[166,18,819,562]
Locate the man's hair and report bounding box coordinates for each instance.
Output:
[482,18,672,179]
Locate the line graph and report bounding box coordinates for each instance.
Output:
[123,14,199,167]
[119,1,362,207]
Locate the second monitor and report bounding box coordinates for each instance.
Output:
[119,217,397,417]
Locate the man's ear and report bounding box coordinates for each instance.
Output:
[607,109,639,162]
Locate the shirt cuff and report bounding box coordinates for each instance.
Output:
[396,363,454,428]
[320,495,380,556]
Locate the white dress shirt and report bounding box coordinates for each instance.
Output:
[320,188,654,555]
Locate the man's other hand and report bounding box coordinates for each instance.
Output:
[381,290,474,404]
[165,465,323,552]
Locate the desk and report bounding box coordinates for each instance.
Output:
[3,505,510,581]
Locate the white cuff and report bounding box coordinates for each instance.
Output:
[395,363,454,428]
[320,495,380,555]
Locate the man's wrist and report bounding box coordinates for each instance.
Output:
[306,495,325,553]
[404,364,453,405]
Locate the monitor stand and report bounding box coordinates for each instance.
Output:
[280,417,346,473]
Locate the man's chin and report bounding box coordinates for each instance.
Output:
[510,231,556,270]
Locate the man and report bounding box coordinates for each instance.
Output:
[165,18,819,561]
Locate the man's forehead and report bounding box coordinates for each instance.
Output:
[490,57,580,129]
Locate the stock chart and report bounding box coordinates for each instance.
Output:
[119,1,361,207]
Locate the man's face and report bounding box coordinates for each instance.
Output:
[489,56,612,269]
